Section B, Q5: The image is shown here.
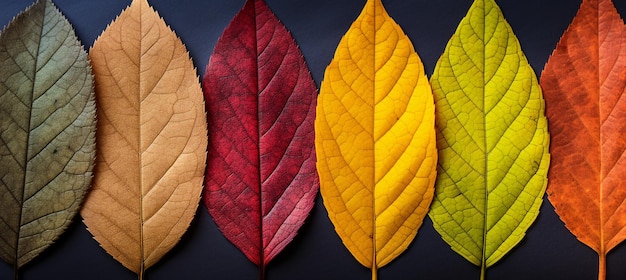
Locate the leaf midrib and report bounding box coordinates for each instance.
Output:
[138,0,145,275]
[479,0,488,273]
[252,0,264,270]
[596,0,605,259]
[15,0,47,268]
[371,0,378,273]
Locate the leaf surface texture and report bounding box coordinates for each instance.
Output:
[428,0,550,276]
[315,0,437,276]
[203,0,318,271]
[80,0,207,276]
[0,0,95,273]
[541,0,626,278]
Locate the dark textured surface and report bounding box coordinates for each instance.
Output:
[1,0,626,279]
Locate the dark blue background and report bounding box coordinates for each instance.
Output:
[1,0,625,279]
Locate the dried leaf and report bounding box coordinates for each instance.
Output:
[541,0,626,279]
[428,0,550,278]
[315,0,437,278]
[80,0,207,277]
[203,0,318,276]
[0,0,95,276]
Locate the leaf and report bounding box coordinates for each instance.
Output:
[315,0,437,278]
[540,0,626,279]
[203,0,318,276]
[79,0,207,277]
[427,0,550,278]
[0,0,96,277]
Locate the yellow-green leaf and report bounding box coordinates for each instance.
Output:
[0,0,95,277]
[316,0,437,278]
[428,0,550,278]
[80,0,207,278]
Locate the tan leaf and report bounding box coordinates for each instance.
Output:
[80,0,207,277]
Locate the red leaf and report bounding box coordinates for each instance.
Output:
[541,0,626,278]
[203,0,319,272]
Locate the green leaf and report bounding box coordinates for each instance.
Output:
[427,0,550,278]
[0,0,96,275]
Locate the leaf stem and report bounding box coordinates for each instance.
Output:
[260,263,266,280]
[371,265,377,280]
[13,263,19,280]
[598,253,606,280]
[480,261,486,280]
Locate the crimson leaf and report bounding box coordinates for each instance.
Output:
[203,0,318,278]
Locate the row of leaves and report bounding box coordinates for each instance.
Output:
[0,0,624,280]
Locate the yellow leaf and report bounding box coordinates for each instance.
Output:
[315,0,437,278]
[80,0,207,277]
[428,0,550,278]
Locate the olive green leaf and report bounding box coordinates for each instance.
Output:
[0,0,96,277]
[428,0,550,279]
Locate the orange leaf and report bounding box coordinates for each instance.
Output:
[541,0,626,279]
[80,0,207,277]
